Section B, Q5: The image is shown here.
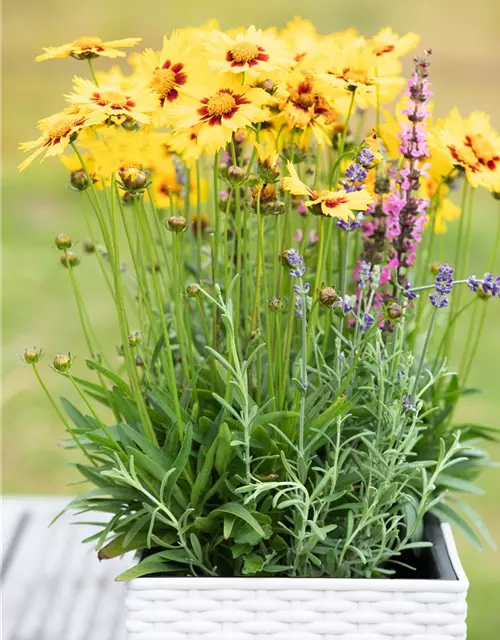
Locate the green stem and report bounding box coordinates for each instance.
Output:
[87,59,99,85]
[462,203,500,384]
[108,180,158,445]
[134,198,184,436]
[32,364,96,465]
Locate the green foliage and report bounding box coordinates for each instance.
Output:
[55,281,492,580]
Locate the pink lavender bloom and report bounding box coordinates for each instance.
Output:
[309,229,320,244]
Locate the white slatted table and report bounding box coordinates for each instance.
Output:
[1,497,131,640]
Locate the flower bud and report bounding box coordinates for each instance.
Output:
[386,300,404,320]
[83,239,95,254]
[70,170,91,191]
[226,164,246,185]
[260,79,274,93]
[52,352,73,372]
[128,331,142,347]
[60,251,80,268]
[318,286,339,308]
[121,117,140,132]
[252,183,277,208]
[268,297,284,312]
[118,166,149,191]
[166,215,187,232]
[55,233,72,250]
[186,283,200,297]
[121,191,139,206]
[23,347,43,364]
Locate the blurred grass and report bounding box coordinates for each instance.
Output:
[2,1,499,637]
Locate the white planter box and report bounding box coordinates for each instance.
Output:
[125,522,468,640]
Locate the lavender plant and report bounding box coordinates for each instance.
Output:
[19,24,500,579]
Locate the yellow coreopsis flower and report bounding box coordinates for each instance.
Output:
[167,126,204,164]
[283,162,372,220]
[170,75,271,153]
[80,127,170,177]
[66,77,157,126]
[205,26,295,78]
[18,106,89,170]
[35,36,141,62]
[279,17,321,64]
[276,71,338,146]
[435,108,500,189]
[370,28,420,62]
[136,32,205,127]
[319,38,404,109]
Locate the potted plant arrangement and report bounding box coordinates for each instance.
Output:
[19,19,499,639]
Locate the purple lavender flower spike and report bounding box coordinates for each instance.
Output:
[403,394,417,412]
[402,281,418,300]
[357,147,375,168]
[358,261,371,290]
[430,263,454,308]
[360,312,375,332]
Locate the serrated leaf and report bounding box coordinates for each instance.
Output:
[242,553,265,575]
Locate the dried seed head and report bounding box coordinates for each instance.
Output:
[55,233,72,250]
[60,251,80,268]
[166,215,187,232]
[52,352,73,372]
[318,286,339,308]
[128,331,142,347]
[23,347,43,364]
[186,283,200,297]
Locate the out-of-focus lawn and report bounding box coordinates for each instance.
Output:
[2,1,499,638]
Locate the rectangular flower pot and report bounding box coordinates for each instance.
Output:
[125,517,468,640]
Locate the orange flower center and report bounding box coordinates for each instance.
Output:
[206,91,237,117]
[229,41,260,63]
[151,67,176,97]
[73,36,104,50]
[47,117,76,141]
[92,90,136,110]
[324,195,349,208]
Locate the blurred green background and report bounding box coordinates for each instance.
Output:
[2,0,499,637]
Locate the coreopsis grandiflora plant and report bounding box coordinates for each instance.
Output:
[20,20,499,579]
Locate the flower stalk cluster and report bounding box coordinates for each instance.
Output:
[18,23,500,582]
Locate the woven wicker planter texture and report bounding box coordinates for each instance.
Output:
[126,523,468,640]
